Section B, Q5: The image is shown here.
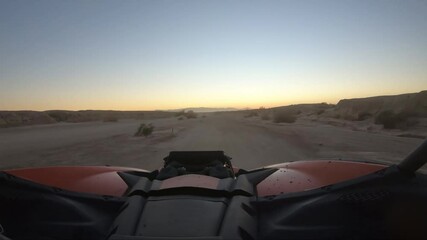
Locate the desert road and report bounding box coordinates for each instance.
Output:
[0,114,423,171]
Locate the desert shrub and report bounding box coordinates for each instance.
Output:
[185,110,197,119]
[357,112,373,121]
[136,113,145,120]
[0,118,7,127]
[396,111,418,128]
[320,102,331,108]
[175,110,185,117]
[176,110,197,119]
[47,111,69,122]
[375,111,397,129]
[135,123,154,137]
[103,116,118,122]
[261,113,271,120]
[333,114,341,119]
[374,110,416,129]
[317,109,325,115]
[273,111,296,123]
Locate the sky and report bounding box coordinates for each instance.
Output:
[1,0,427,111]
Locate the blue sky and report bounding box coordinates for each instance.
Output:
[1,0,426,110]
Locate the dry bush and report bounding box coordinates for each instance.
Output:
[273,111,296,123]
[135,123,154,137]
[333,114,341,119]
[175,110,185,117]
[357,112,373,121]
[103,116,118,122]
[375,111,395,128]
[185,110,197,119]
[316,109,325,115]
[47,111,70,122]
[261,113,271,120]
[176,110,197,119]
[375,110,417,129]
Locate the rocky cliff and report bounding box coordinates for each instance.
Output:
[334,91,427,120]
[0,111,56,127]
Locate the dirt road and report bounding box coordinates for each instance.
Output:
[154,116,312,169]
[0,114,423,171]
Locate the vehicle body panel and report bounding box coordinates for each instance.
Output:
[5,160,387,197]
[1,143,426,240]
[159,174,220,190]
[257,160,387,196]
[4,166,144,196]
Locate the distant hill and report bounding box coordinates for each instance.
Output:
[0,110,174,128]
[234,103,335,119]
[166,107,239,113]
[2,91,426,128]
[230,91,427,127]
[269,103,335,114]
